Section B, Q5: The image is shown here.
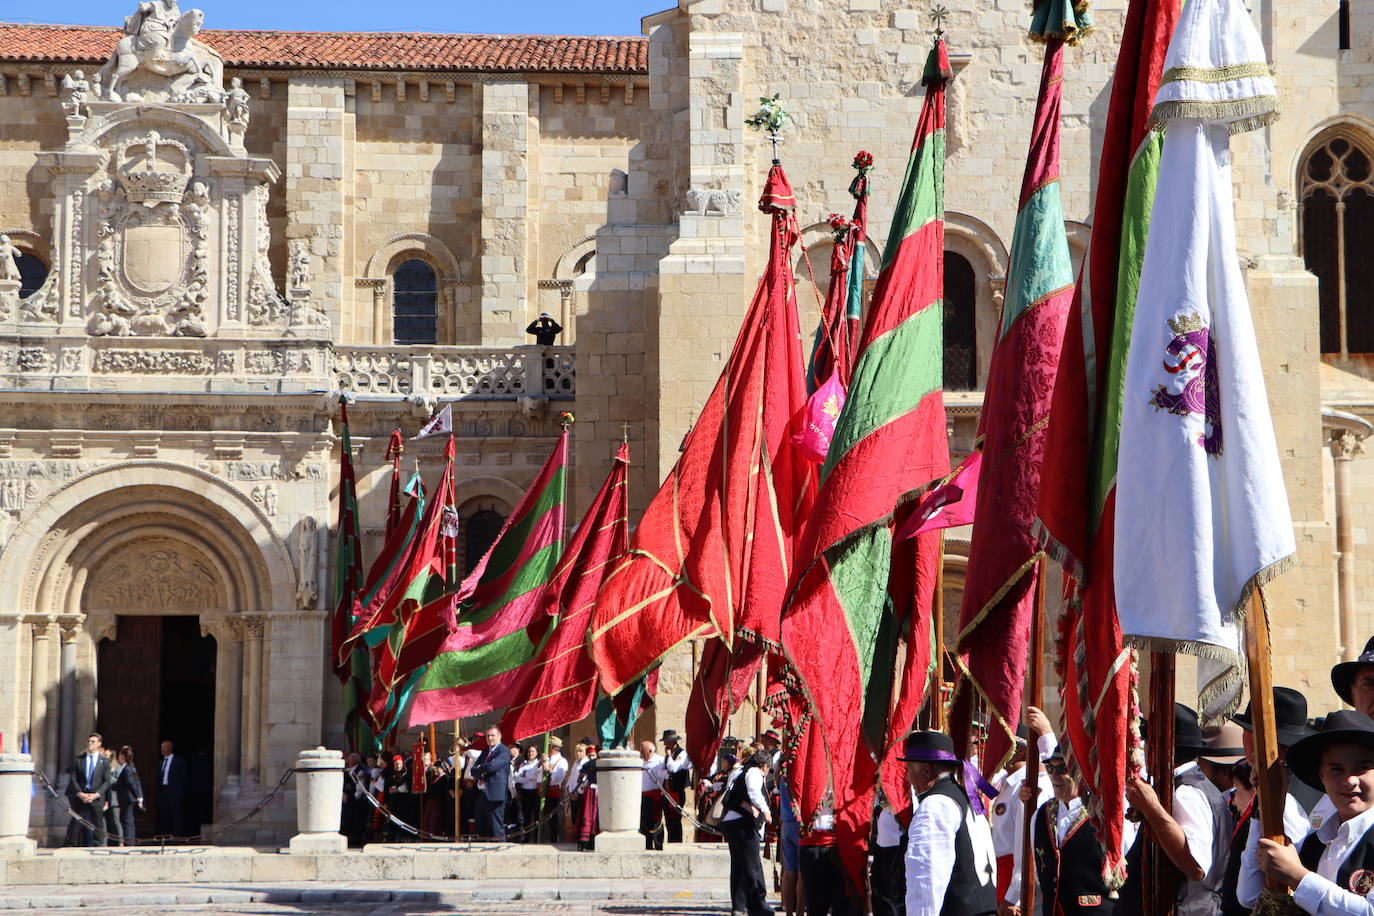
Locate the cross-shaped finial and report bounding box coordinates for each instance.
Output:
[621,422,631,443]
[930,4,949,36]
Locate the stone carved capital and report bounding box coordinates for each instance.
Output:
[1332,429,1366,462]
[25,617,52,639]
[58,616,83,642]
[241,614,266,639]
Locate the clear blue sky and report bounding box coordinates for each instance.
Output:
[5,0,665,36]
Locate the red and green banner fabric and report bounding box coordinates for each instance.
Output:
[590,163,816,707]
[407,428,570,725]
[331,397,364,685]
[1033,0,1179,888]
[500,443,631,742]
[948,3,1088,777]
[779,38,951,894]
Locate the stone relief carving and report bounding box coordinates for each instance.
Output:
[288,240,310,292]
[0,236,21,283]
[59,70,91,118]
[92,348,213,374]
[86,542,224,611]
[246,190,288,327]
[98,1,226,104]
[225,76,250,126]
[685,187,742,215]
[295,516,318,609]
[19,253,60,323]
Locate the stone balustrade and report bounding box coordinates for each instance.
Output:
[336,345,575,401]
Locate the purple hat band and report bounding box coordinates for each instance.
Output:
[903,748,997,815]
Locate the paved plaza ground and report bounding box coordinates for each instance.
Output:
[0,879,761,914]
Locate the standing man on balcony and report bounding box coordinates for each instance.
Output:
[526,312,563,345]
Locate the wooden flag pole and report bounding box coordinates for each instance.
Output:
[1144,650,1178,916]
[1243,587,1287,892]
[1019,554,1048,916]
[933,533,946,731]
[453,718,462,840]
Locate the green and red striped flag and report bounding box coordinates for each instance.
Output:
[1033,0,1180,886]
[407,423,570,725]
[780,38,951,893]
[948,0,1090,777]
[331,397,373,752]
[500,442,630,741]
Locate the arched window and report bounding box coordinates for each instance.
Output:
[1299,130,1374,355]
[15,249,49,298]
[943,251,978,391]
[461,508,507,577]
[392,258,437,345]
[573,250,595,277]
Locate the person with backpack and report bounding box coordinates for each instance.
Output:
[721,750,776,916]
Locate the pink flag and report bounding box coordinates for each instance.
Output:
[895,450,981,541]
[791,373,847,464]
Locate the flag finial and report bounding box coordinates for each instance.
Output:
[621,421,631,444]
[560,411,576,430]
[745,93,789,163]
[930,4,949,36]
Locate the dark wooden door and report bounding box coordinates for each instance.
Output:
[96,615,162,839]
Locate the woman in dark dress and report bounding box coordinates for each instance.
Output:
[383,755,414,841]
[113,746,144,846]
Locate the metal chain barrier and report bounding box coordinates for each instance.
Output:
[32,766,294,849]
[353,778,574,843]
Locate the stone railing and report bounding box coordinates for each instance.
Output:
[335,345,575,400]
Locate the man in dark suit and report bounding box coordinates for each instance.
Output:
[65,732,114,846]
[469,724,513,839]
[155,739,188,838]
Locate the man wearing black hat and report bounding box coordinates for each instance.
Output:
[1024,745,1139,916]
[1332,637,1374,721]
[1255,709,1374,914]
[1229,686,1323,912]
[660,730,691,844]
[901,730,997,916]
[1125,704,1229,916]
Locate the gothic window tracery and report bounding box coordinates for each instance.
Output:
[1299,129,1374,356]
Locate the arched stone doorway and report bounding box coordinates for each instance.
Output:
[0,462,297,842]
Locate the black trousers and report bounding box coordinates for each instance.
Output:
[870,841,906,916]
[155,789,184,837]
[722,817,773,916]
[67,799,108,846]
[543,793,563,843]
[475,794,506,839]
[640,792,664,850]
[800,844,860,916]
[663,789,685,843]
[518,788,541,843]
[118,803,138,846]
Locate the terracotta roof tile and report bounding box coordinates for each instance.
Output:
[0,23,648,74]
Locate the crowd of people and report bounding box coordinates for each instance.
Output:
[61,735,195,847]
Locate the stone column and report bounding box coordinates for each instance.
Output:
[241,615,265,785]
[591,748,643,851]
[56,618,79,769]
[479,82,534,344]
[0,754,36,856]
[27,620,50,778]
[1332,429,1365,661]
[287,747,346,854]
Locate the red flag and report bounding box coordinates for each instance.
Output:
[384,430,404,538]
[894,450,981,541]
[1034,0,1179,886]
[590,163,816,702]
[331,398,364,684]
[500,443,630,741]
[780,40,951,893]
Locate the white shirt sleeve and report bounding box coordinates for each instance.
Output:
[744,767,768,813]
[1293,872,1374,916]
[665,751,691,775]
[1173,783,1215,877]
[1037,732,1058,759]
[906,793,961,916]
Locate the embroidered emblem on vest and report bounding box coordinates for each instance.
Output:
[994,802,1007,817]
[1349,869,1374,897]
[1077,895,1103,906]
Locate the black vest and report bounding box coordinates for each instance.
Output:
[1218,800,1252,916]
[1174,767,1231,916]
[918,776,997,916]
[1034,799,1115,916]
[664,750,689,793]
[1299,815,1374,899]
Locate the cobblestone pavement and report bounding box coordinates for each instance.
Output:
[0,880,770,914]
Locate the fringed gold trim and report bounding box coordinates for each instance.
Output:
[1027,0,1095,45]
[954,552,1043,644]
[1149,96,1282,135]
[1122,634,1246,726]
[948,658,1020,776]
[1253,887,1306,916]
[1031,517,1084,587]
[1234,551,1299,624]
[1161,62,1275,85]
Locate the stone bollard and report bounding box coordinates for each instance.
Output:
[0,754,37,856]
[592,748,644,852]
[287,747,347,854]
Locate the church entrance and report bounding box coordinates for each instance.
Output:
[97,615,217,841]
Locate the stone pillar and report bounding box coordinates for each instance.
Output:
[285,76,348,334]
[57,618,79,768]
[287,747,346,854]
[591,748,643,851]
[0,754,36,856]
[478,82,533,344]
[27,620,50,778]
[1332,429,1365,661]
[241,615,264,785]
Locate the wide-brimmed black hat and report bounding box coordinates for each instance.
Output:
[661,729,681,743]
[1234,686,1313,748]
[1285,709,1374,789]
[1331,637,1374,706]
[897,730,957,763]
[1176,704,1206,753]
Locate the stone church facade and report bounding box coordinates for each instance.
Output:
[0,0,1368,842]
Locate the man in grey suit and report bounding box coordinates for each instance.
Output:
[64,733,114,846]
[469,725,513,839]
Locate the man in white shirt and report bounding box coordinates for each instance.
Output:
[901,730,998,916]
[541,737,570,842]
[639,739,666,850]
[991,707,1057,909]
[1257,710,1374,914]
[660,730,692,843]
[721,751,774,916]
